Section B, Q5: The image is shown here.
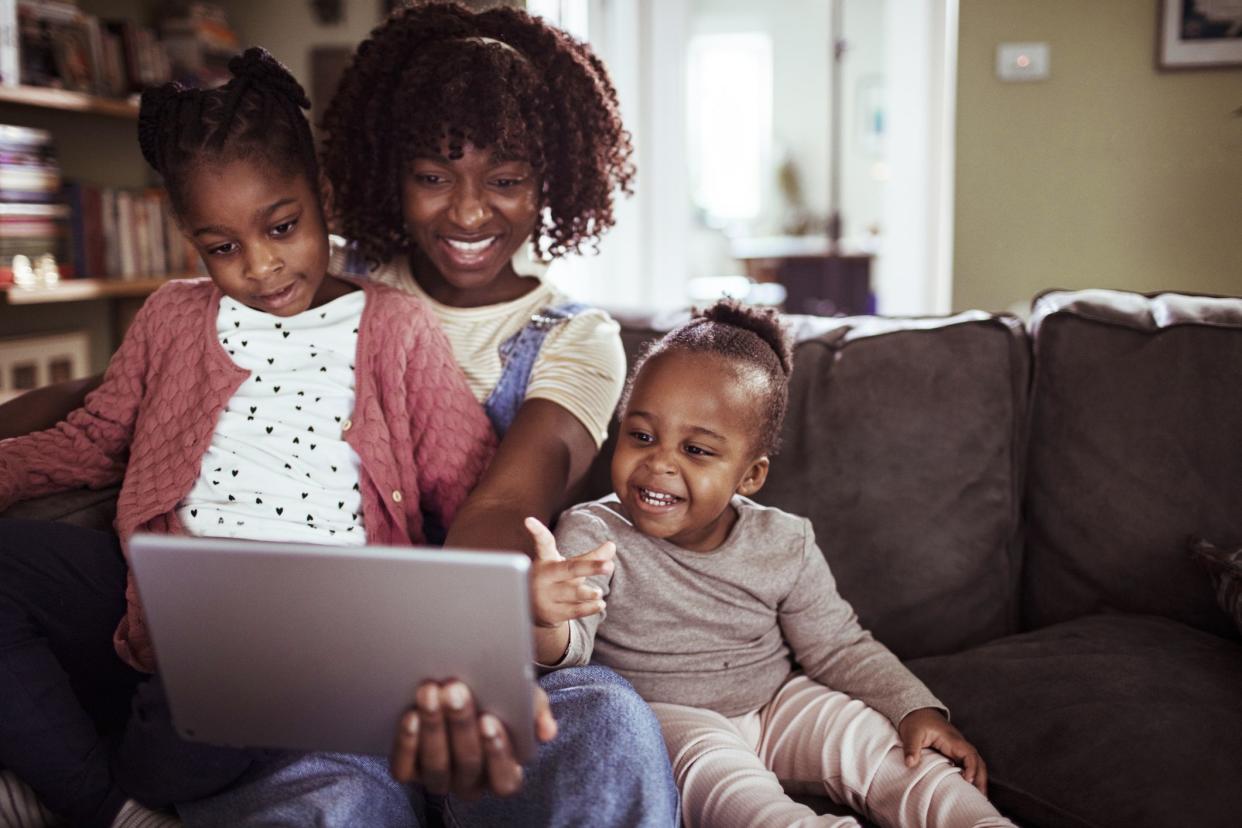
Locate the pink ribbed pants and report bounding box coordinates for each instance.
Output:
[651,675,1015,828]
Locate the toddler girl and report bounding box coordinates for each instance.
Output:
[0,48,493,828]
[531,301,1017,827]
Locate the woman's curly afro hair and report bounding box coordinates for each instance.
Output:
[320,1,635,265]
[621,300,795,456]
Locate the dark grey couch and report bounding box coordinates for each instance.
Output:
[5,288,1239,828]
[578,288,1242,828]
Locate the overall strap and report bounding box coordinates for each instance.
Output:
[483,302,590,437]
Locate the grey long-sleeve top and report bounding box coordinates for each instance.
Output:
[552,494,945,725]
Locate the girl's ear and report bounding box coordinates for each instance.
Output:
[736,456,770,497]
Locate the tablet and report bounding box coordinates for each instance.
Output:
[128,533,537,761]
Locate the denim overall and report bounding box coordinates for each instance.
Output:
[337,242,585,437]
[483,301,589,436]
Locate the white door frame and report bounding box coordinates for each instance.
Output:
[877,0,959,315]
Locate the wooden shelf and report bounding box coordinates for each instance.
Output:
[0,85,139,119]
[0,276,196,305]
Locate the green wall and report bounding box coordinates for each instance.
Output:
[954,0,1242,313]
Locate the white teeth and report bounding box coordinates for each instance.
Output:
[445,237,496,252]
[639,488,680,506]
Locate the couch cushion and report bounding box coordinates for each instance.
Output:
[583,310,1030,659]
[1023,290,1242,639]
[907,612,1242,828]
[0,487,119,531]
[762,313,1029,658]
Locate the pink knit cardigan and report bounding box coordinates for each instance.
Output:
[0,277,496,671]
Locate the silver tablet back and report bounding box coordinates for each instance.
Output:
[129,533,536,760]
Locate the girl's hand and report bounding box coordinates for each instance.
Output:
[389,680,557,798]
[897,707,988,794]
[525,517,614,628]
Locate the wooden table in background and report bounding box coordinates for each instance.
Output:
[731,236,874,317]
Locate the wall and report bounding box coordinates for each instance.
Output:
[954,0,1242,314]
[219,0,383,110]
[221,0,514,101]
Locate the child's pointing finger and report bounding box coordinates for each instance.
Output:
[524,516,562,561]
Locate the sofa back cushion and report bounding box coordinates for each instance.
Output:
[1023,289,1242,639]
[581,309,1030,659]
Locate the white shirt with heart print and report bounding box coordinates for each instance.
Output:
[176,291,367,545]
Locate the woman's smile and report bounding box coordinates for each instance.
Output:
[438,234,503,268]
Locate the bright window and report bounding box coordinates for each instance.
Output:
[525,0,590,40]
[686,32,772,224]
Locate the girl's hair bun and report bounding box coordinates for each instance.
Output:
[696,299,794,377]
[227,47,310,110]
[618,297,794,455]
[137,82,187,172]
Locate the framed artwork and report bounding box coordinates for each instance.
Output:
[1158,0,1242,69]
[0,331,90,404]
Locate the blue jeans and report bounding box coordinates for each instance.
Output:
[177,666,679,828]
[0,520,140,828]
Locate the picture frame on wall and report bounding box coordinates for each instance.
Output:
[1158,0,1242,69]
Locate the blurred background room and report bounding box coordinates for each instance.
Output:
[0,0,1239,398]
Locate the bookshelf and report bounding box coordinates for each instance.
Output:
[0,1,238,399]
[0,275,186,305]
[0,89,174,380]
[0,85,138,118]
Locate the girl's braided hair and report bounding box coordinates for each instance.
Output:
[621,300,794,456]
[137,47,318,215]
[320,1,635,265]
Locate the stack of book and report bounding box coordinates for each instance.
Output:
[0,0,173,96]
[62,183,200,281]
[0,123,68,285]
[0,124,200,286]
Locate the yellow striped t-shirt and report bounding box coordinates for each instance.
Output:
[329,244,625,447]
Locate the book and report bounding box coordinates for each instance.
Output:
[158,2,238,88]
[62,178,89,276]
[144,187,166,276]
[114,187,134,277]
[16,0,71,88]
[49,13,93,93]
[99,185,117,275]
[0,0,18,87]
[0,199,70,281]
[0,123,53,149]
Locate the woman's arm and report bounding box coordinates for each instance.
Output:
[0,374,102,440]
[394,305,626,798]
[446,398,602,664]
[444,306,625,550]
[444,397,598,553]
